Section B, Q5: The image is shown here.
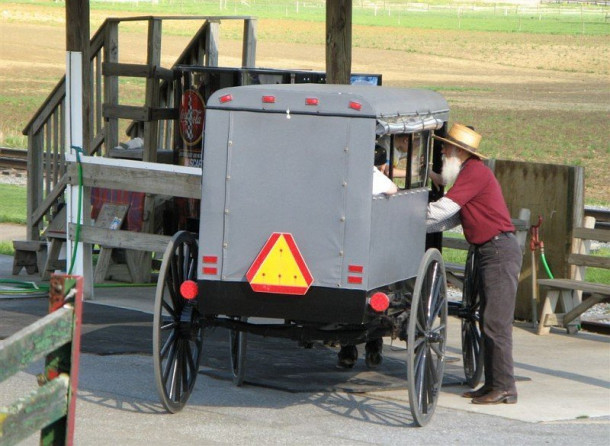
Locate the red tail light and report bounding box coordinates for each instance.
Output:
[219,94,233,103]
[369,292,389,312]
[349,101,362,111]
[180,280,199,300]
[262,95,276,103]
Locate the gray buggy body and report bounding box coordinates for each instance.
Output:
[197,84,449,324]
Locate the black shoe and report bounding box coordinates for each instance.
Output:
[337,345,358,369]
[365,338,383,369]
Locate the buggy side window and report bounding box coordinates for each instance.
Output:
[382,131,430,190]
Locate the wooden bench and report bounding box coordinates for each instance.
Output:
[537,216,610,335]
[11,240,47,275]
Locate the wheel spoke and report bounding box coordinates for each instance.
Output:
[185,340,196,375]
[430,341,444,359]
[160,329,177,359]
[163,340,178,384]
[416,347,428,413]
[160,320,178,331]
[161,299,178,320]
[181,343,190,395]
[168,355,179,402]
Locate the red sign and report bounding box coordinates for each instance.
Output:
[246,233,313,295]
[179,89,205,146]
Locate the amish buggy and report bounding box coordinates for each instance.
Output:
[153,83,482,426]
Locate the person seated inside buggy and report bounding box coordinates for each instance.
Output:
[378,133,427,189]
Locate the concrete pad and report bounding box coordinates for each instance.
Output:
[369,320,610,423]
[1,253,609,428]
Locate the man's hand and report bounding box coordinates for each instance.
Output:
[429,170,444,189]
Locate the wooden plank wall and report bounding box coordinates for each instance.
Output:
[493,160,584,320]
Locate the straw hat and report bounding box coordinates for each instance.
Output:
[433,123,487,159]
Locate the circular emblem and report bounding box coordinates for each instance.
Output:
[179,89,205,146]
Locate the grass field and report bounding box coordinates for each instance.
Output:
[0,184,27,225]
[0,0,608,203]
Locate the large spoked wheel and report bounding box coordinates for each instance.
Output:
[229,317,247,386]
[407,248,448,427]
[461,246,484,388]
[153,231,203,413]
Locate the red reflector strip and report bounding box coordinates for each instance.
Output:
[203,267,217,275]
[219,94,233,103]
[349,101,362,111]
[348,265,363,273]
[348,276,363,284]
[203,256,217,264]
[262,95,276,103]
[305,97,319,106]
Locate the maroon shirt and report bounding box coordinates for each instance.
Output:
[446,158,514,245]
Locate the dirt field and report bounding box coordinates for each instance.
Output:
[0,4,608,202]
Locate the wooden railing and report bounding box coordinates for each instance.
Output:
[0,275,83,446]
[22,15,257,243]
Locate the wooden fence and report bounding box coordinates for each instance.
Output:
[0,275,83,446]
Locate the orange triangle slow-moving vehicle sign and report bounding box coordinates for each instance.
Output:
[246,233,313,295]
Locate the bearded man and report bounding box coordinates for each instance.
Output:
[426,124,523,405]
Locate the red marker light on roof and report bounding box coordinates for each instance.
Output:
[219,94,233,103]
[369,292,390,313]
[305,97,319,106]
[180,280,199,300]
[262,95,276,103]
[349,101,362,111]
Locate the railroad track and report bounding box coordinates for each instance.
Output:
[2,146,609,226]
[0,146,27,171]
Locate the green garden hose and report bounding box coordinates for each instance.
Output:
[67,145,84,275]
[540,250,554,279]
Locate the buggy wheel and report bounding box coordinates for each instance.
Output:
[461,246,484,388]
[407,248,448,427]
[153,231,203,413]
[229,317,248,386]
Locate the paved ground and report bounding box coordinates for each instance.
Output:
[1,254,609,445]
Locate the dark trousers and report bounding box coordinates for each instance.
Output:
[477,232,522,393]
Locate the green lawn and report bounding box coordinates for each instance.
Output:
[80,0,610,36]
[0,184,26,224]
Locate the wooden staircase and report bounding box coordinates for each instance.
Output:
[19,15,257,283]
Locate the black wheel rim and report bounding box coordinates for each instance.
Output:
[153,231,203,413]
[407,248,448,427]
[461,247,483,388]
[229,317,247,386]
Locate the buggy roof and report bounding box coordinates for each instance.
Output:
[207,84,449,133]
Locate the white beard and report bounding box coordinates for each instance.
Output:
[442,155,462,186]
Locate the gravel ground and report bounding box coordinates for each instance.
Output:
[0,168,27,185]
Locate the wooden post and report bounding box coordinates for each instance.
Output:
[103,20,119,156]
[27,131,44,241]
[326,0,352,85]
[66,0,91,156]
[40,275,83,446]
[242,18,257,67]
[65,0,93,298]
[205,20,220,66]
[143,18,162,163]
